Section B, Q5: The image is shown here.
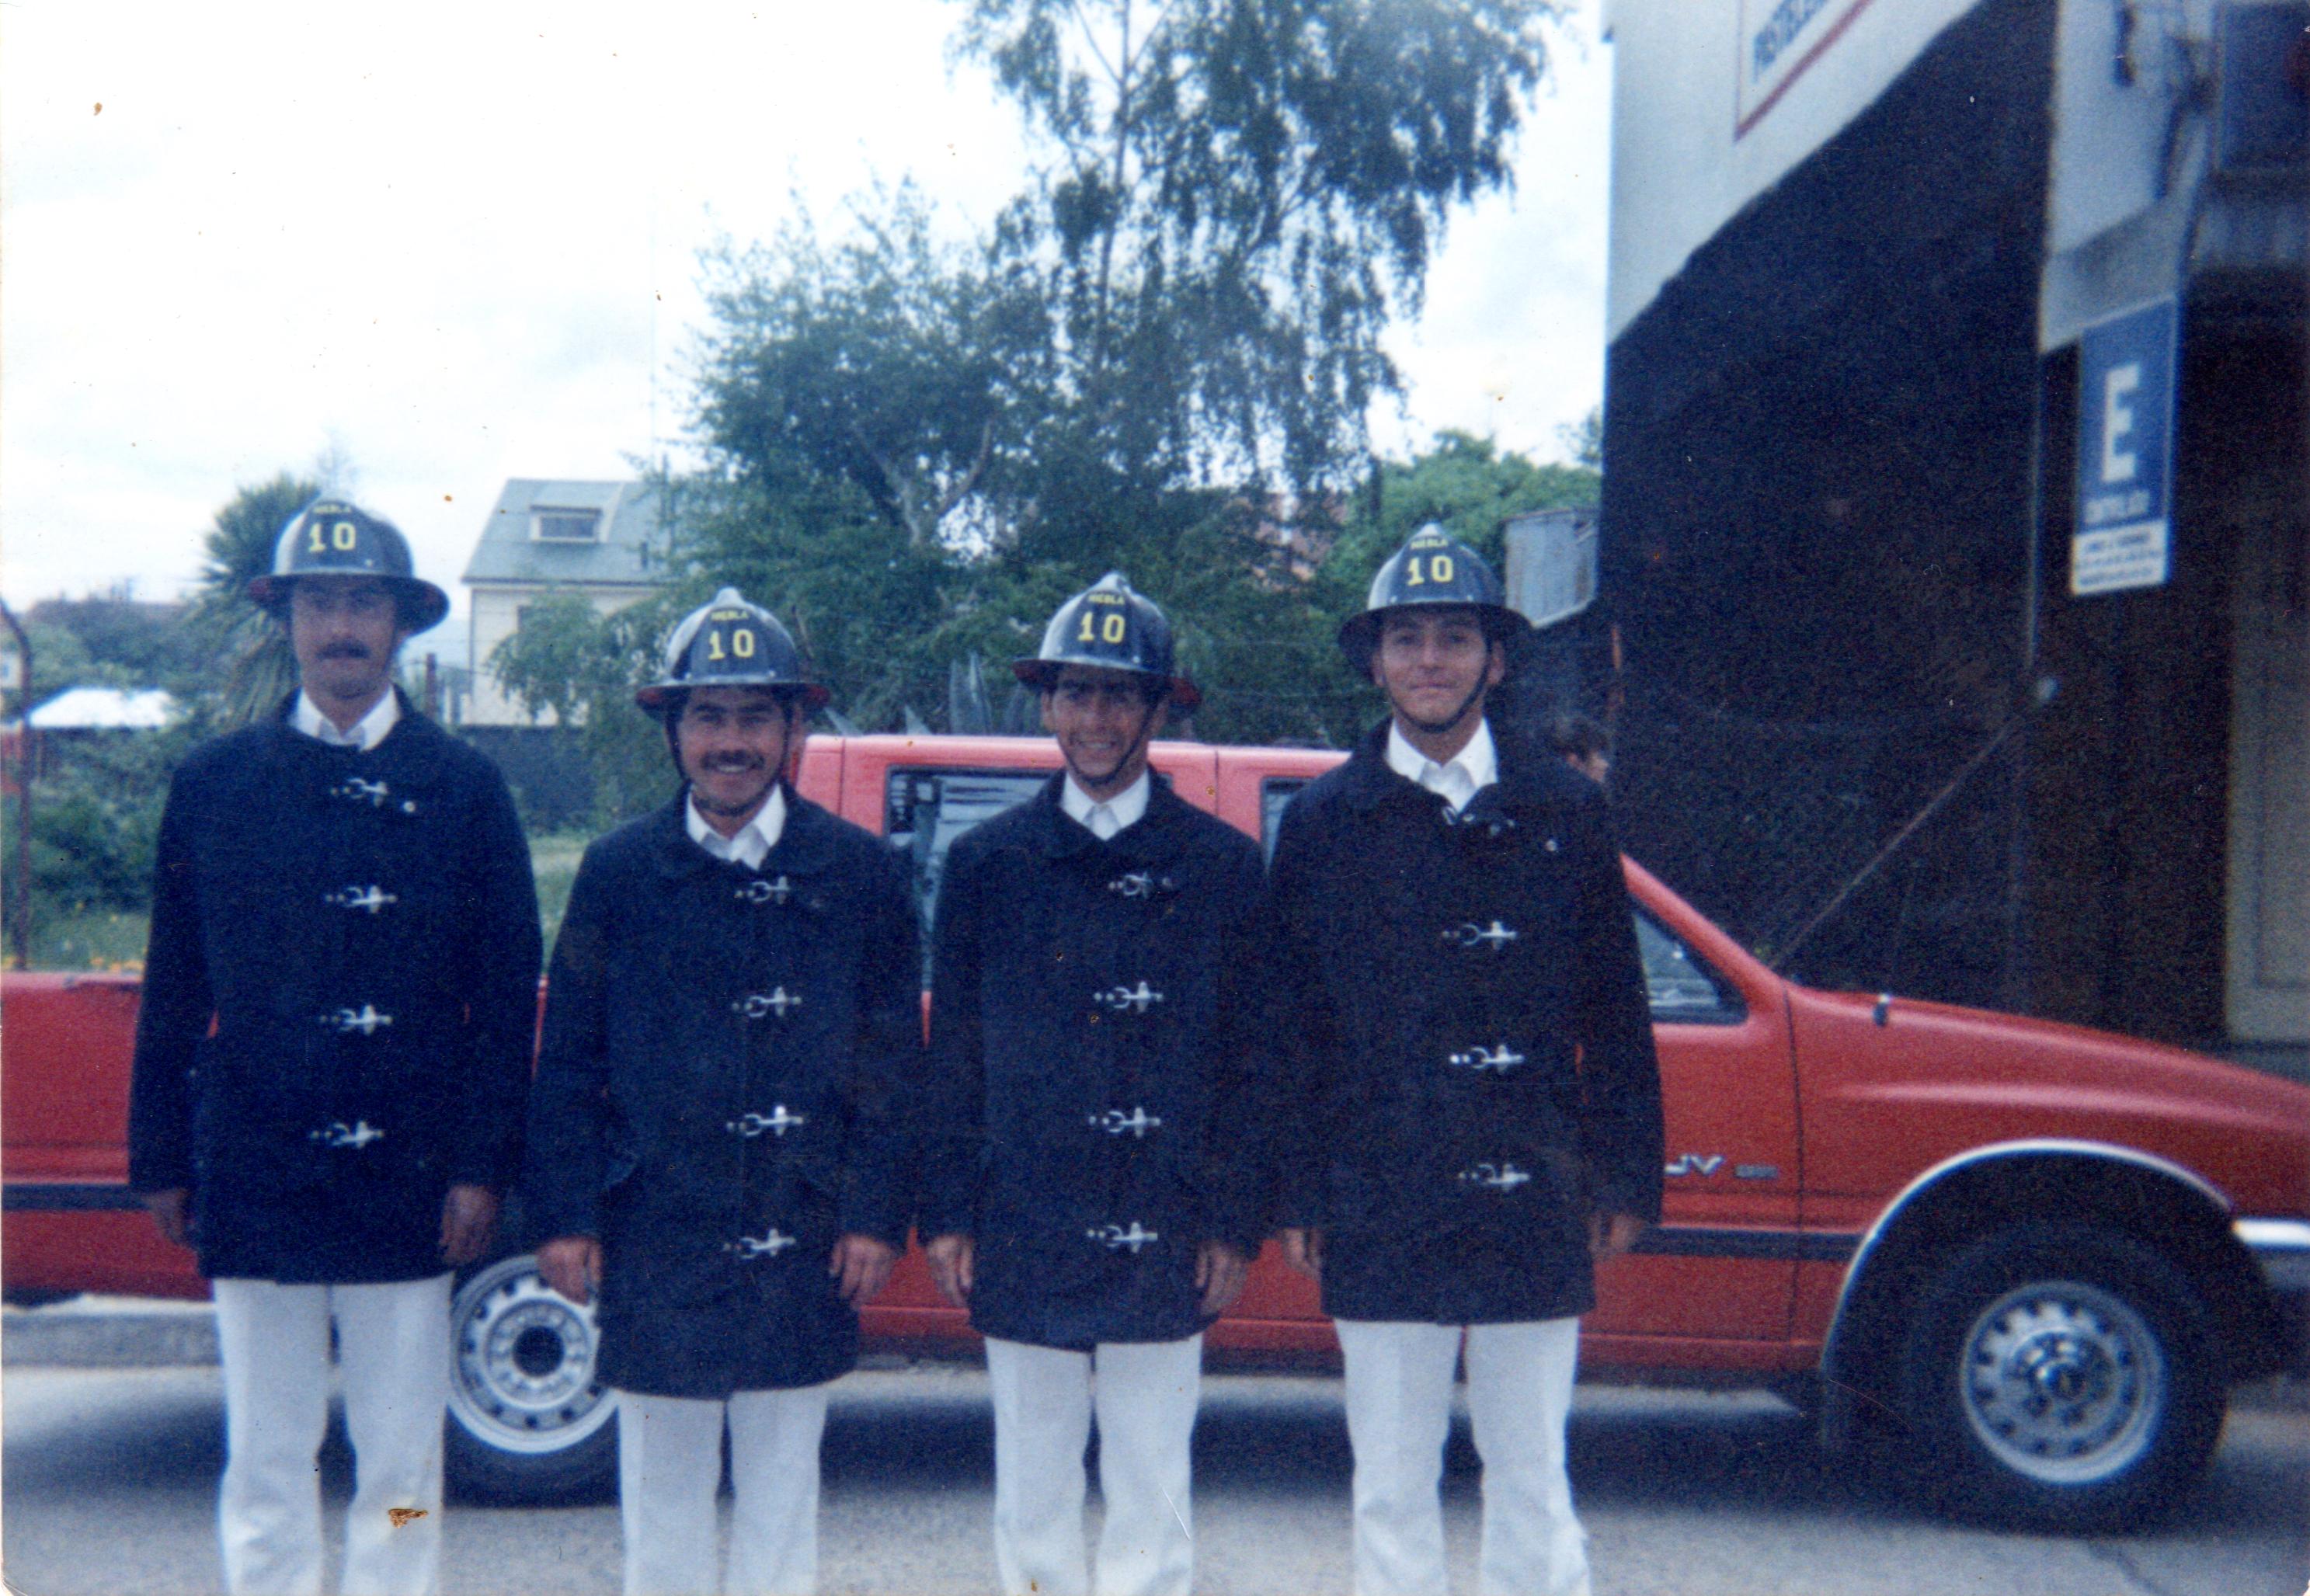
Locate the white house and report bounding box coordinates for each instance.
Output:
[461,480,668,726]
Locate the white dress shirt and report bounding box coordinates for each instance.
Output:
[1060,770,1151,841]
[293,690,400,753]
[1386,718,1497,814]
[686,785,788,871]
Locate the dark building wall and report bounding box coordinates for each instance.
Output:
[2026,318,2307,1045]
[1599,0,2058,1004]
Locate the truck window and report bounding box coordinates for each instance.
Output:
[1259,777,1307,863]
[885,767,1049,982]
[1636,910,1745,1024]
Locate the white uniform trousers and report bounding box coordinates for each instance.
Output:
[615,1384,832,1596]
[210,1274,452,1596]
[1334,1318,1588,1596]
[983,1333,1203,1596]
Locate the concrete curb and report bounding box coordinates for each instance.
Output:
[3,1298,217,1368]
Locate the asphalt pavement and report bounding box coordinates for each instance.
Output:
[4,1300,2306,1595]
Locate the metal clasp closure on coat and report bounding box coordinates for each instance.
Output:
[318,1005,393,1034]
[736,875,795,906]
[1442,920,1519,950]
[1087,1222,1160,1253]
[1440,807,1516,837]
[323,885,397,914]
[309,1119,386,1149]
[1094,982,1164,1014]
[331,777,417,815]
[1456,1162,1532,1191]
[1447,1045,1526,1074]
[725,1229,798,1258]
[1106,871,1174,900]
[1087,1107,1163,1139]
[733,988,803,1020]
[729,1106,808,1139]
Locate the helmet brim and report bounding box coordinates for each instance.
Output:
[1012,656,1202,711]
[1336,603,1527,675]
[635,680,832,715]
[248,573,451,635]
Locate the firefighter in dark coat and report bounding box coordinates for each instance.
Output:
[525,588,917,1596]
[128,499,541,1596]
[1266,525,1665,1596]
[920,573,1270,1596]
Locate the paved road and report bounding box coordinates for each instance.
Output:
[4,1362,2304,1594]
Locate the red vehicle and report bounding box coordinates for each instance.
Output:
[5,733,2305,1528]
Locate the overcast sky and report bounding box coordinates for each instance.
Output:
[1,0,1612,650]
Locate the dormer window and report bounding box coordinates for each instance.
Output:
[533,508,602,543]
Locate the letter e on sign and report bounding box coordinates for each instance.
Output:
[2072,299,2176,597]
[2100,365,2140,485]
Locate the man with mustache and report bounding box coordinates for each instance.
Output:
[1264,525,1663,1596]
[920,573,1272,1596]
[525,589,917,1596]
[129,498,541,1596]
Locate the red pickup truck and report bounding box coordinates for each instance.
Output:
[5,732,2305,1529]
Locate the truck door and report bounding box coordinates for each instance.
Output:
[1585,902,1801,1347]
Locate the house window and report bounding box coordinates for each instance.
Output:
[532,509,602,543]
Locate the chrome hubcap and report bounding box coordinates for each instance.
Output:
[1957,1278,2163,1484]
[447,1256,613,1456]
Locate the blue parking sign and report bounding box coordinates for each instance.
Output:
[2072,298,2178,596]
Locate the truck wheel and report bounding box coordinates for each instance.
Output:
[444,1253,618,1504]
[1896,1223,2224,1529]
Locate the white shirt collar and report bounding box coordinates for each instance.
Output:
[1060,770,1151,840]
[1386,717,1497,812]
[686,785,788,871]
[292,689,401,753]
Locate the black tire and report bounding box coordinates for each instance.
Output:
[444,1253,619,1504]
[1895,1223,2225,1530]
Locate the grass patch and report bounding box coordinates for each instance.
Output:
[529,831,590,951]
[23,907,151,972]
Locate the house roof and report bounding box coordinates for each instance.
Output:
[461,479,667,589]
[19,687,179,730]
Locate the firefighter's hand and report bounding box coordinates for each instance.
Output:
[537,1236,602,1306]
[830,1233,898,1306]
[1281,1226,1324,1281]
[1196,1240,1251,1316]
[1589,1211,1647,1260]
[439,1184,499,1267]
[925,1233,974,1308]
[142,1187,191,1248]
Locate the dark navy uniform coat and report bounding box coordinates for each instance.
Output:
[1265,720,1664,1324]
[127,694,542,1284]
[524,790,919,1397]
[920,775,1272,1351]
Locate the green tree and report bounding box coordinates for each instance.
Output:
[694,186,1050,555]
[190,471,322,725]
[26,592,210,698]
[489,591,615,729]
[663,0,1569,747]
[1324,429,1599,593]
[488,589,681,827]
[27,722,198,916]
[18,619,94,693]
[1558,404,1603,470]
[954,0,1558,496]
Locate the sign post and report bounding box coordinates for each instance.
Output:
[2072,297,2178,596]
